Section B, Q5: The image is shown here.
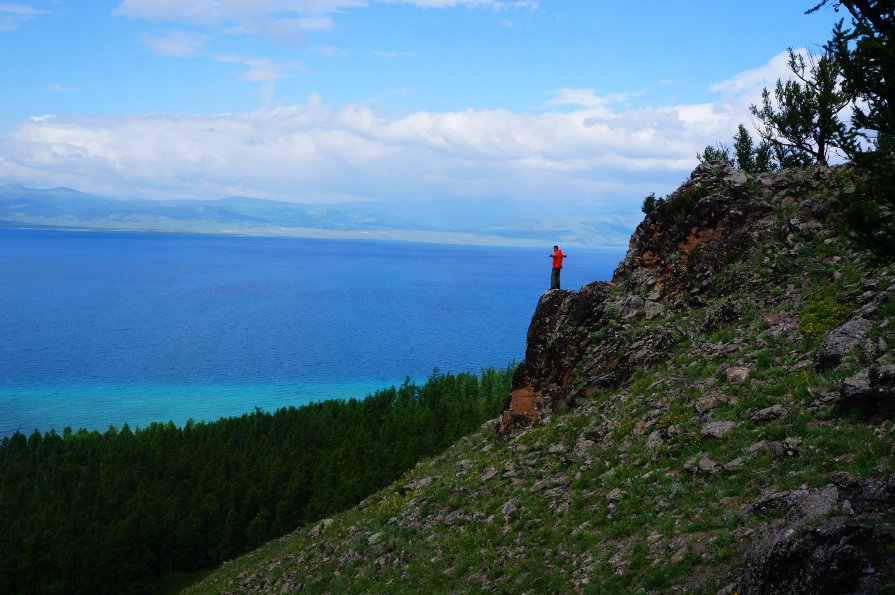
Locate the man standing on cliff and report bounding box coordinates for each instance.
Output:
[549,245,566,289]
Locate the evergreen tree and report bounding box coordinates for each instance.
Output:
[750,48,857,165]
[732,124,777,173]
[0,366,514,593]
[808,0,895,141]
[696,143,733,166]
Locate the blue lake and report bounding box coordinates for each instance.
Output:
[0,228,624,436]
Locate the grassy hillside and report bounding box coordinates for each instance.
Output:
[189,163,895,593]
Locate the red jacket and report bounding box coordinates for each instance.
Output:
[550,249,566,269]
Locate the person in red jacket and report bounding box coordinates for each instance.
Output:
[549,245,566,289]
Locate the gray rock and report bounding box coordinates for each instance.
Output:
[573,437,596,459]
[752,404,787,422]
[606,488,625,502]
[724,457,744,471]
[841,370,874,400]
[621,296,644,320]
[643,300,666,320]
[645,429,664,451]
[839,365,895,418]
[309,518,333,537]
[726,366,752,384]
[725,169,750,185]
[702,420,736,439]
[873,363,895,386]
[772,437,803,458]
[645,425,681,451]
[697,454,719,473]
[815,317,874,370]
[398,476,434,495]
[736,518,895,595]
[443,510,463,525]
[696,394,724,413]
[480,467,499,482]
[791,486,839,523]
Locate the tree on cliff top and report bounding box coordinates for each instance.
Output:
[697,124,776,173]
[750,48,856,166]
[808,0,895,142]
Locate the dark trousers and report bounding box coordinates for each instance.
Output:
[551,267,561,289]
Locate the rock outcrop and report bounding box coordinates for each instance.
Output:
[499,162,831,436]
[613,163,777,304]
[737,475,895,595]
[497,282,610,434]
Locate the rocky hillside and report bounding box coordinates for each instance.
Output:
[188,163,895,594]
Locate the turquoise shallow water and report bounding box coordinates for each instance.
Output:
[0,381,399,435]
[0,228,624,436]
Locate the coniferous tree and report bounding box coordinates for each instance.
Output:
[0,366,514,594]
[750,48,857,165]
[696,143,733,166]
[732,124,777,173]
[808,0,895,141]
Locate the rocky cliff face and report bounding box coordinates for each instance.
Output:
[499,163,841,435]
[190,163,895,595]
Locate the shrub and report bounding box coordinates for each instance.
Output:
[799,298,853,336]
[642,193,657,215]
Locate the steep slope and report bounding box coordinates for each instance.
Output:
[188,163,895,594]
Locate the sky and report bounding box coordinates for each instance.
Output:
[0,1,846,213]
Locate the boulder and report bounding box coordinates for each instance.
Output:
[738,477,895,594]
[752,405,787,422]
[701,420,736,439]
[815,317,874,370]
[839,364,895,419]
[737,520,893,594]
[726,366,752,384]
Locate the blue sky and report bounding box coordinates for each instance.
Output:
[0,1,844,211]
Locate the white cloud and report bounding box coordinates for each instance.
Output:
[0,44,799,212]
[113,0,536,106]
[139,29,208,56]
[216,54,307,104]
[312,44,348,56]
[384,0,537,9]
[217,54,305,82]
[0,63,766,210]
[113,0,535,41]
[547,88,632,110]
[45,83,77,93]
[709,49,800,102]
[0,2,47,31]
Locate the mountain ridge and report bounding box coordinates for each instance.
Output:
[0,183,638,249]
[188,161,895,593]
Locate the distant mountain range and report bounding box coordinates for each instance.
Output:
[0,182,639,248]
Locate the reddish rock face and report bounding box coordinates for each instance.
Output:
[613,163,776,304]
[497,386,541,432]
[495,283,611,435]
